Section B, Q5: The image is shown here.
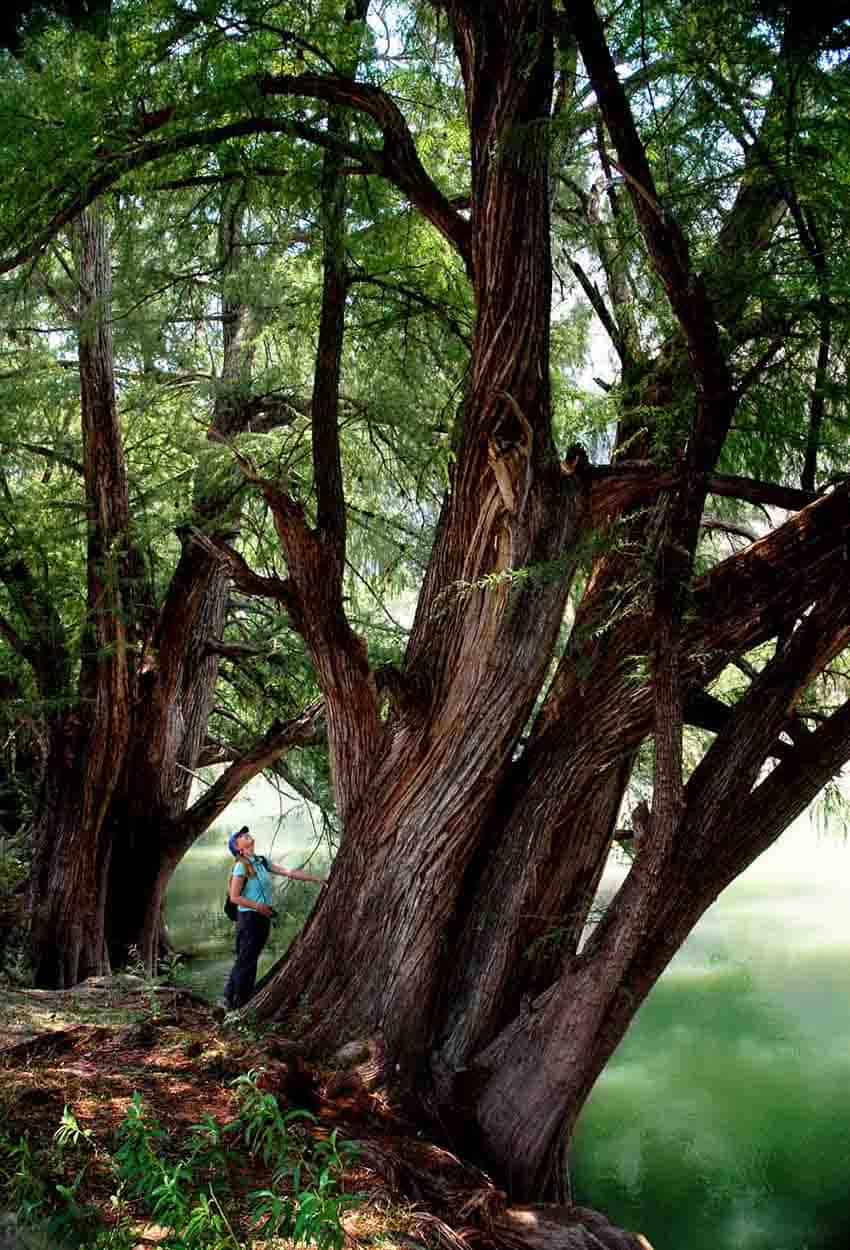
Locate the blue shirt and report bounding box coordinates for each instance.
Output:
[231,855,273,912]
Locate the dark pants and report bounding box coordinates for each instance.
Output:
[224,911,271,1009]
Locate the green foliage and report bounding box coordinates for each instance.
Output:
[0,1086,360,1248]
[54,1105,95,1154]
[0,1124,97,1245]
[113,1092,168,1199]
[232,1069,359,1249]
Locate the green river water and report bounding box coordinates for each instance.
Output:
[166,787,850,1250]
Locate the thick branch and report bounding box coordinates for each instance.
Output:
[727,698,850,881]
[0,88,470,277]
[259,74,471,266]
[571,0,733,471]
[185,528,295,607]
[683,582,850,852]
[173,699,325,849]
[587,463,815,525]
[310,109,350,560]
[439,482,849,1068]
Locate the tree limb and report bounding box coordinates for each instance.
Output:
[587,463,815,524]
[566,258,624,361]
[700,516,759,543]
[259,74,471,267]
[570,0,733,474]
[172,699,325,849]
[184,527,295,606]
[0,77,471,276]
[11,442,84,475]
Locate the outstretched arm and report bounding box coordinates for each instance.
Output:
[270,863,327,886]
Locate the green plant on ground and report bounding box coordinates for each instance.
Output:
[0,1084,359,1249]
[0,1130,50,1226]
[232,1070,359,1248]
[0,1126,99,1246]
[158,950,190,986]
[54,1105,95,1154]
[182,1187,242,1249]
[112,1092,168,1199]
[186,1113,233,1187]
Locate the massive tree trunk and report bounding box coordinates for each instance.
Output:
[102,190,268,971]
[251,0,577,1054]
[25,190,299,981]
[237,0,850,1206]
[29,206,133,986]
[102,531,231,969]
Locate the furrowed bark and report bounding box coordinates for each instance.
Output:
[30,207,132,987]
[103,188,267,970]
[472,579,850,1196]
[433,5,827,1172]
[103,11,379,966]
[436,481,850,1072]
[251,1,584,1062]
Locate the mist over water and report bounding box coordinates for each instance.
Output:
[167,784,850,1248]
[571,821,850,1250]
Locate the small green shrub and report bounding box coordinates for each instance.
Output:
[232,1070,359,1249]
[0,1081,359,1249]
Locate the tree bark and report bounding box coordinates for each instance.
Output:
[30,206,132,986]
[243,1,850,1206]
[12,0,850,1221]
[250,2,582,1069]
[102,188,265,971]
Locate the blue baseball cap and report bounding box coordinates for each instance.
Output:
[228,827,250,856]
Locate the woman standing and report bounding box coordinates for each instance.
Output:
[223,826,326,1010]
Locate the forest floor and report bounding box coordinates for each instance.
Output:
[0,976,650,1250]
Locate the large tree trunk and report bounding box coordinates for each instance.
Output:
[102,189,264,971]
[103,533,231,969]
[251,1,576,1061]
[29,206,133,986]
[242,0,850,1206]
[27,191,259,980]
[11,7,849,1228]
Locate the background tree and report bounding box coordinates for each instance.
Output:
[0,0,465,979]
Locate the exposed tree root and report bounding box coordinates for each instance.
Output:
[313,1038,652,1250]
[0,992,652,1250]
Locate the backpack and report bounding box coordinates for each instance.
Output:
[224,855,270,921]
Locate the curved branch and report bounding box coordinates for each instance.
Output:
[11,442,84,475]
[184,527,296,607]
[683,581,850,850]
[172,698,325,849]
[0,75,471,276]
[258,73,471,266]
[571,0,733,471]
[587,462,815,524]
